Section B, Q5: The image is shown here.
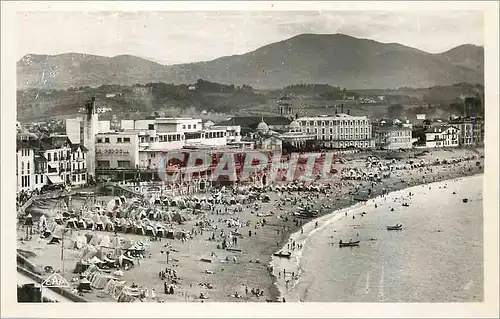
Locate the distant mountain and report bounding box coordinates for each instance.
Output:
[437,44,484,72]
[17,53,169,89]
[17,34,484,90]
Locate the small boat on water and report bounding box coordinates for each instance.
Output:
[402,203,409,207]
[273,251,291,259]
[338,240,360,247]
[462,198,469,203]
[387,224,403,231]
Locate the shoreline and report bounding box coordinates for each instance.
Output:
[17,148,484,302]
[267,169,484,302]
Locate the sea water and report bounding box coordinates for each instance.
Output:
[271,174,483,302]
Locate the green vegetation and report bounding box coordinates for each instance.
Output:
[16,81,484,122]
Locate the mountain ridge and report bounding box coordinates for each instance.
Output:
[17,33,484,90]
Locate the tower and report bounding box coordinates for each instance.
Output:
[277,94,294,117]
[83,97,98,181]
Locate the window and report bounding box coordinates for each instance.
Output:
[117,137,122,143]
[105,137,110,143]
[193,125,197,129]
[97,138,102,143]
[188,125,191,129]
[118,160,131,168]
[97,161,110,168]
[148,124,154,130]
[82,174,86,181]
[27,162,30,170]
[54,153,58,161]
[35,175,38,184]
[124,137,131,143]
[182,125,186,129]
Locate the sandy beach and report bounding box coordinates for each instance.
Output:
[17,147,484,302]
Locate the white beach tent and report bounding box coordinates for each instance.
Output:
[89,256,105,265]
[99,234,112,248]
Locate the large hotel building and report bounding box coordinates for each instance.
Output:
[296,113,374,149]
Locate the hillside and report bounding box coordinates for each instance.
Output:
[437,44,484,72]
[17,53,169,89]
[17,34,484,90]
[16,81,483,124]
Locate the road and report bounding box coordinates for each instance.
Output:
[17,272,74,303]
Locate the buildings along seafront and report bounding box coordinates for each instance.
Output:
[16,98,484,193]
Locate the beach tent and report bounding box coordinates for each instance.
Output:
[69,234,87,250]
[147,209,158,220]
[90,273,115,289]
[118,287,140,302]
[77,218,86,229]
[113,270,124,277]
[200,201,212,210]
[89,256,105,265]
[105,279,126,300]
[66,217,78,229]
[102,255,117,267]
[54,213,64,224]
[89,234,102,246]
[100,215,114,232]
[99,235,112,248]
[77,278,92,292]
[118,254,135,268]
[145,224,156,236]
[125,218,135,233]
[79,245,98,261]
[84,216,95,229]
[73,260,89,274]
[171,212,183,224]
[156,226,165,237]
[81,264,100,278]
[134,220,145,235]
[92,213,105,231]
[47,225,65,244]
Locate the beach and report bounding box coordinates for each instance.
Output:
[17,147,484,302]
[272,174,483,302]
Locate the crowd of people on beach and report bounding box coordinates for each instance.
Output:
[17,148,484,303]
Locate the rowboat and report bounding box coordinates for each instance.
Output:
[338,240,360,247]
[386,224,403,230]
[273,251,291,259]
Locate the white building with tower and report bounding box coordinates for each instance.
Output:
[66,97,111,182]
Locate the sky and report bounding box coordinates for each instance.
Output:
[16,11,484,65]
